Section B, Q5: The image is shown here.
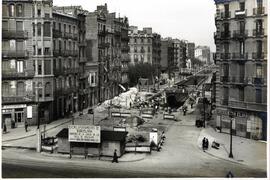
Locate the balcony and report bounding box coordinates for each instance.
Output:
[98,30,108,36]
[98,42,110,49]
[253,29,264,37]
[252,52,265,60]
[220,11,231,19]
[63,32,72,39]
[230,76,246,84]
[231,53,248,60]
[53,29,62,38]
[220,76,229,83]
[235,9,246,19]
[121,35,129,41]
[229,100,267,112]
[2,95,35,104]
[221,99,229,106]
[220,31,231,39]
[73,34,78,40]
[121,46,130,52]
[64,67,80,74]
[253,7,265,16]
[253,77,265,85]
[53,50,61,56]
[2,30,28,39]
[2,50,29,58]
[78,41,87,47]
[2,70,35,79]
[232,30,248,39]
[220,53,231,60]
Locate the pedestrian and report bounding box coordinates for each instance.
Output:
[183,106,187,116]
[202,137,206,152]
[129,102,132,109]
[3,123,7,134]
[191,102,194,109]
[161,131,166,140]
[112,149,118,163]
[25,120,28,132]
[226,171,234,178]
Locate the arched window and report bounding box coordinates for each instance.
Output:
[17,81,25,96]
[16,4,23,17]
[9,4,15,17]
[45,82,51,97]
[2,82,10,96]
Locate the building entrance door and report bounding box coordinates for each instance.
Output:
[15,111,24,123]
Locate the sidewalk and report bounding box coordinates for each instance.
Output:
[197,127,267,171]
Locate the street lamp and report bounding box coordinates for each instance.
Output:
[35,84,43,153]
[228,111,234,158]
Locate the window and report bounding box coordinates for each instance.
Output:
[17,82,25,96]
[59,40,62,50]
[37,9,41,17]
[16,4,23,17]
[2,21,8,31]
[44,22,51,37]
[38,82,42,98]
[240,2,245,11]
[10,40,16,51]
[134,46,137,53]
[255,89,262,103]
[148,46,151,52]
[45,82,51,97]
[148,38,151,43]
[17,60,24,73]
[134,38,137,43]
[2,82,10,96]
[9,4,15,17]
[38,61,42,75]
[38,48,42,55]
[256,64,262,77]
[16,21,23,31]
[16,41,24,51]
[69,25,71,33]
[64,24,66,33]
[2,4,8,17]
[73,26,75,34]
[58,23,61,32]
[44,47,50,55]
[37,23,41,36]
[239,87,244,101]
[33,23,35,36]
[141,38,143,43]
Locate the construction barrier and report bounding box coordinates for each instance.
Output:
[125,145,151,153]
[111,112,131,118]
[163,113,175,121]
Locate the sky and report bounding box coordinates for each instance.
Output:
[54,0,217,51]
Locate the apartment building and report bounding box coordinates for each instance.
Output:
[173,39,187,70]
[186,42,195,60]
[128,26,161,73]
[2,0,54,126]
[52,6,81,119]
[195,46,211,64]
[160,38,174,73]
[214,0,267,140]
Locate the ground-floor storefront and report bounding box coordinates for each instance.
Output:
[2,101,53,128]
[54,93,78,119]
[215,108,267,140]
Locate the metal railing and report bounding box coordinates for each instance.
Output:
[2,30,28,39]
[253,29,264,37]
[2,95,35,103]
[253,7,265,16]
[232,30,248,38]
[2,50,29,58]
[229,100,266,112]
[252,52,265,59]
[2,70,35,79]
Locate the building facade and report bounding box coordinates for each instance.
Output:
[195,46,211,64]
[214,0,267,140]
[2,0,54,127]
[128,26,161,74]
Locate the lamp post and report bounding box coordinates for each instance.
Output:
[35,84,43,153]
[228,111,234,158]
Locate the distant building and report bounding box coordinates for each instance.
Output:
[186,42,195,60]
[195,46,211,64]
[160,38,174,73]
[172,39,187,70]
[214,0,267,140]
[128,26,161,73]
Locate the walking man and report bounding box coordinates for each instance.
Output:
[112,149,118,163]
[202,137,206,152]
[25,120,28,132]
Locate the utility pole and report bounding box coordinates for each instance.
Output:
[229,111,234,158]
[36,85,42,153]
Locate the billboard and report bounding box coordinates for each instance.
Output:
[68,125,101,143]
[149,132,158,145]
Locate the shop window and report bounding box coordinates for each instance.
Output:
[44,22,51,37]
[16,4,23,17]
[45,82,51,97]
[17,82,25,96]
[9,4,15,17]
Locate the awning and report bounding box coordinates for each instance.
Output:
[118,84,126,91]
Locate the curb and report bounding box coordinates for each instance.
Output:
[41,152,146,162]
[2,145,36,151]
[2,119,72,143]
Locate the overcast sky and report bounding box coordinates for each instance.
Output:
[54,0,217,51]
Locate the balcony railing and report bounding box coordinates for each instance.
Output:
[2,95,35,104]
[220,11,231,19]
[252,52,265,60]
[2,50,29,58]
[220,31,231,39]
[230,76,246,84]
[2,30,28,39]
[53,29,62,38]
[98,42,110,49]
[220,53,231,60]
[121,46,130,52]
[78,41,87,46]
[221,99,229,106]
[253,77,265,85]
[235,9,246,19]
[229,100,267,112]
[231,52,248,60]
[253,29,264,37]
[220,76,229,83]
[232,30,248,39]
[64,67,80,74]
[253,7,265,16]
[98,30,108,36]
[2,70,35,79]
[63,32,73,39]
